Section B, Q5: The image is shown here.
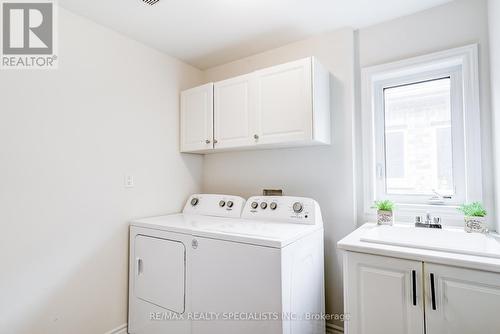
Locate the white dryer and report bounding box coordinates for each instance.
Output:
[128,194,325,334]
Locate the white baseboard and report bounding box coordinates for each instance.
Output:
[326,322,344,334]
[104,323,127,334]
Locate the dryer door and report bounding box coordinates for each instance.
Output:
[134,235,186,313]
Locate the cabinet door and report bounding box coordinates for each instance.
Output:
[214,74,255,149]
[180,83,213,152]
[424,263,500,334]
[254,58,313,145]
[344,252,424,334]
[189,236,282,334]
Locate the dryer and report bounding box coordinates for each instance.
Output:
[128,194,325,334]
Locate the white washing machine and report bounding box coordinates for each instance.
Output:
[128,194,325,334]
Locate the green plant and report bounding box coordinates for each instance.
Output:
[372,200,395,212]
[458,202,487,217]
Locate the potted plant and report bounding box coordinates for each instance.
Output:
[458,202,488,233]
[373,200,395,226]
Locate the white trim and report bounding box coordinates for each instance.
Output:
[361,44,483,225]
[326,323,344,334]
[104,323,127,334]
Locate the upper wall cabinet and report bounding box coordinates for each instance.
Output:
[180,57,331,154]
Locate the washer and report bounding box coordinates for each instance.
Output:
[128,194,325,334]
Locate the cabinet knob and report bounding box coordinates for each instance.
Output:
[205,139,211,144]
[254,134,259,140]
[213,139,218,144]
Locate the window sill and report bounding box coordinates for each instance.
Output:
[365,203,466,227]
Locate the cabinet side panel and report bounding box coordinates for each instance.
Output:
[312,58,331,144]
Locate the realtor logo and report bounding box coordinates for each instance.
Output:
[1,0,57,69]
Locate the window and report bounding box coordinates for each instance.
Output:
[384,78,453,196]
[362,45,482,220]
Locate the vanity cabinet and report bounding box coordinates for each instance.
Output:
[180,57,331,153]
[343,252,500,334]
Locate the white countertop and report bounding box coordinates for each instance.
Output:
[338,223,500,273]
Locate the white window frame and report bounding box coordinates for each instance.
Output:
[361,44,483,223]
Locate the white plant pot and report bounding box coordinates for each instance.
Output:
[377,210,394,226]
[464,216,488,233]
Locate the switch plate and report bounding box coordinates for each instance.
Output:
[125,175,134,188]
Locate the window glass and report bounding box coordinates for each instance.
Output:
[384,78,454,196]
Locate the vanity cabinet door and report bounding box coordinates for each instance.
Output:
[180,83,214,152]
[424,263,500,334]
[344,252,424,334]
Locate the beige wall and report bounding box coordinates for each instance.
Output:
[357,0,494,227]
[489,0,500,233]
[0,1,494,333]
[0,7,203,334]
[201,28,358,330]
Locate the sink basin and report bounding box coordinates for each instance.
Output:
[360,225,500,259]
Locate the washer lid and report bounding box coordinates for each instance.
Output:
[131,214,322,248]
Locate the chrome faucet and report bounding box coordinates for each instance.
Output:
[415,212,442,229]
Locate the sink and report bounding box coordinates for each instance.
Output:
[360,225,500,259]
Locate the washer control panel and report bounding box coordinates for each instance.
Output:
[242,196,320,225]
[183,194,246,218]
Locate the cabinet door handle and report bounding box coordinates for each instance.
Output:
[254,134,259,140]
[412,270,417,306]
[213,139,218,144]
[430,273,437,310]
[205,139,211,144]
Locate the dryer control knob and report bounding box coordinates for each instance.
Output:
[191,198,199,206]
[292,202,303,213]
[270,202,277,210]
[227,201,234,208]
[251,202,259,209]
[219,200,226,207]
[260,202,268,209]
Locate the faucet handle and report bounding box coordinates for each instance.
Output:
[433,217,441,225]
[415,216,423,224]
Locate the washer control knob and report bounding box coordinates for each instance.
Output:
[227,201,234,208]
[292,202,303,213]
[260,202,268,209]
[251,202,259,209]
[270,202,277,210]
[219,200,226,207]
[190,197,199,206]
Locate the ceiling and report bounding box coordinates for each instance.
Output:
[58,0,452,69]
